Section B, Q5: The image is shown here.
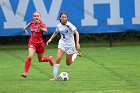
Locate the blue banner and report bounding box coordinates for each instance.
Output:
[0,0,140,36]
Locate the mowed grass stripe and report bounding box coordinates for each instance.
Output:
[0,45,140,93]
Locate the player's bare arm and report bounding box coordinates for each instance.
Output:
[74,29,80,50]
[46,31,59,45]
[23,23,30,34]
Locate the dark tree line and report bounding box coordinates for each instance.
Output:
[0,31,140,45]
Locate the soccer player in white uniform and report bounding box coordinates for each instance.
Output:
[46,12,80,80]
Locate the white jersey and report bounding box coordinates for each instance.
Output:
[55,21,77,47]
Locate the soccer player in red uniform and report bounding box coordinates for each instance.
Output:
[21,11,54,78]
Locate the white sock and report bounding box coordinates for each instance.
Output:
[72,53,77,62]
[53,64,60,77]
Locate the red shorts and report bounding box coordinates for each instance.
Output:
[28,42,45,54]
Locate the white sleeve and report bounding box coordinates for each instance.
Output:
[55,26,59,32]
[68,22,77,31]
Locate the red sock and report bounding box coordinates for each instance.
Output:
[42,56,50,62]
[23,58,31,75]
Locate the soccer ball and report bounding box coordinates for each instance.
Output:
[59,72,69,81]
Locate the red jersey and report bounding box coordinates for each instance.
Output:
[29,21,46,43]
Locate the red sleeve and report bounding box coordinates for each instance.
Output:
[40,22,47,28]
[30,21,33,24]
[29,21,34,27]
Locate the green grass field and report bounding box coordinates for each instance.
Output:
[0,45,140,93]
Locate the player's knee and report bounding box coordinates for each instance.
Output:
[66,61,72,66]
[66,63,71,66]
[38,59,42,62]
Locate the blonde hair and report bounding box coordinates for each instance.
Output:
[33,11,41,16]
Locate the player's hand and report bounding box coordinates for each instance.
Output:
[38,25,41,31]
[46,39,51,45]
[24,29,28,34]
[76,43,80,50]
[38,26,47,32]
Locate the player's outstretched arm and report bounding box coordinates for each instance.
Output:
[74,29,80,50]
[23,23,30,34]
[46,32,59,45]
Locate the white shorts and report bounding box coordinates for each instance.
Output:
[58,44,75,54]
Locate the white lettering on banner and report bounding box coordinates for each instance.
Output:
[82,0,124,26]
[1,0,29,28]
[0,0,62,29]
[81,0,98,26]
[132,0,140,24]
[0,0,140,29]
[33,0,62,27]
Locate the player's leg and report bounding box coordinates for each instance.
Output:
[72,50,82,62]
[50,48,64,80]
[21,48,35,78]
[72,52,77,62]
[36,43,54,66]
[66,54,73,65]
[37,53,54,66]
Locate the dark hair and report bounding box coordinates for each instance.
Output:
[59,12,68,23]
[60,12,68,18]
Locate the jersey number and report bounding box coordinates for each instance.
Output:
[61,34,65,39]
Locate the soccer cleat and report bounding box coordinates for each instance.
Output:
[50,76,57,81]
[77,51,82,57]
[21,74,27,78]
[49,56,54,66]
